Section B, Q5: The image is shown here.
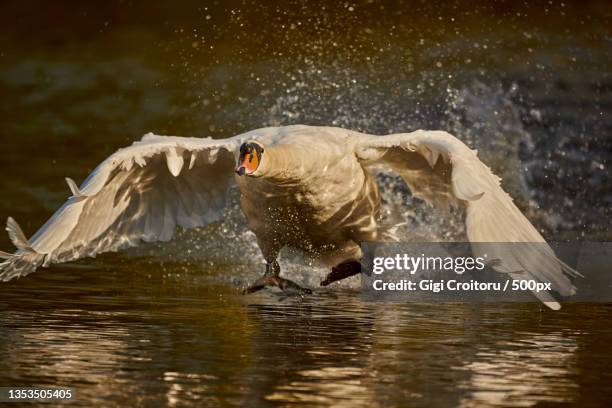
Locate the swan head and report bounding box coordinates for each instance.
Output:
[235,141,264,176]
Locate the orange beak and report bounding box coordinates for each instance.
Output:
[235,149,260,176]
[235,164,246,176]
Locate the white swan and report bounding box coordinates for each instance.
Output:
[0,125,579,309]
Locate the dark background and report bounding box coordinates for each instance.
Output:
[1,0,610,245]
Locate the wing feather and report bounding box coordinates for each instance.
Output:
[0,133,245,281]
[355,129,580,309]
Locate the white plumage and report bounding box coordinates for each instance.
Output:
[0,125,579,309]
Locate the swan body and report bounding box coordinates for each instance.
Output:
[237,129,379,268]
[0,125,580,309]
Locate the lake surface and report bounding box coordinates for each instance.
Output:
[0,1,611,406]
[2,265,612,407]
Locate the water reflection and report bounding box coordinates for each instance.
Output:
[0,264,610,406]
[457,332,578,407]
[233,293,598,407]
[239,294,377,405]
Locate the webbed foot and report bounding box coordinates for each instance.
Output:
[243,261,312,295]
[320,260,362,286]
[243,275,312,295]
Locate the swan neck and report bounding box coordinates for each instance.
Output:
[256,144,306,183]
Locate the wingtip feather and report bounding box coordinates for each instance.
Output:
[165,148,184,177]
[65,177,83,197]
[544,301,561,311]
[6,217,33,251]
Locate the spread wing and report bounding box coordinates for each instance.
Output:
[0,133,245,281]
[355,129,581,310]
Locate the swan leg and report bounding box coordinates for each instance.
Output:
[320,260,362,286]
[243,261,312,295]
